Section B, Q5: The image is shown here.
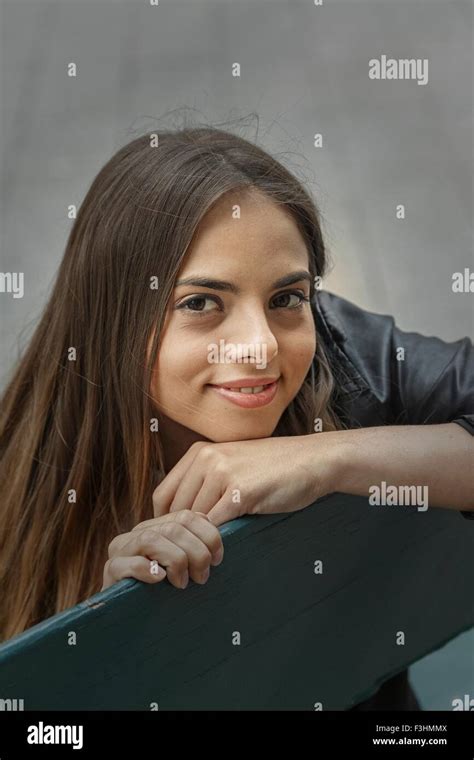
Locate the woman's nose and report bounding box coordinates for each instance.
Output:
[226,309,279,363]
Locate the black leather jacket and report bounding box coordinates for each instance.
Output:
[314,290,474,518]
[312,290,474,710]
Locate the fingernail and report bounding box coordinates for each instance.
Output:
[198,567,210,584]
[196,511,211,521]
[211,547,224,566]
[180,571,189,589]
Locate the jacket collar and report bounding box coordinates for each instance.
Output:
[312,292,371,398]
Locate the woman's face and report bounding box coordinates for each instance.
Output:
[150,190,317,449]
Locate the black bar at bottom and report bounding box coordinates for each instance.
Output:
[0,710,472,757]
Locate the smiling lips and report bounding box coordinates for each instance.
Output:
[207,377,280,408]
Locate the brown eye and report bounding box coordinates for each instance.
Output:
[177,295,223,314]
[271,291,309,309]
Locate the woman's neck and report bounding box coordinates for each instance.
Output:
[158,414,211,473]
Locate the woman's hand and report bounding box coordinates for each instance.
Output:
[101,510,224,591]
[147,424,473,532]
[152,436,337,526]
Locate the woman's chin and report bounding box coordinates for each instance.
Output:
[204,425,277,443]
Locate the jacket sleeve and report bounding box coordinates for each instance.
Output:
[319,293,474,518]
[376,320,474,520]
[391,327,474,519]
[391,328,474,428]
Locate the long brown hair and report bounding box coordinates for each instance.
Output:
[0,123,342,641]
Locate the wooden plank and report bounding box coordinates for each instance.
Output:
[0,493,472,710]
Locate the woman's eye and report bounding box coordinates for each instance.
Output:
[271,291,309,309]
[176,290,309,316]
[178,296,221,314]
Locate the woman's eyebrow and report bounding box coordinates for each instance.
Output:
[175,270,312,294]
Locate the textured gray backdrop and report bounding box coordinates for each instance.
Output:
[0,0,472,709]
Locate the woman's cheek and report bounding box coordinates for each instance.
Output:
[164,337,211,393]
[288,330,316,369]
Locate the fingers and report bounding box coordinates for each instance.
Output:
[167,466,206,513]
[108,512,224,590]
[128,511,224,563]
[102,556,167,591]
[170,510,224,566]
[120,529,197,589]
[206,491,241,526]
[174,477,224,516]
[152,441,208,516]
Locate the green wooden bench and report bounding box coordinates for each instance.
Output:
[0,493,472,710]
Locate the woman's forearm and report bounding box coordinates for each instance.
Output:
[321,423,474,511]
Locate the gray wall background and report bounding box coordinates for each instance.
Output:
[0,0,472,709]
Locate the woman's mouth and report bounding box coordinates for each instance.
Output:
[207,378,280,408]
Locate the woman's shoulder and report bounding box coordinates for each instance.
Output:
[313,289,474,430]
[315,289,472,363]
[314,290,474,521]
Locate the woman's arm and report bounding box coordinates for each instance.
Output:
[323,422,474,511]
[151,422,473,527]
[314,293,474,515]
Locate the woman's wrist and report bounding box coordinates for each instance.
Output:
[305,430,357,500]
[308,423,474,510]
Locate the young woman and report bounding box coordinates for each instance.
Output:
[1,126,472,711]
